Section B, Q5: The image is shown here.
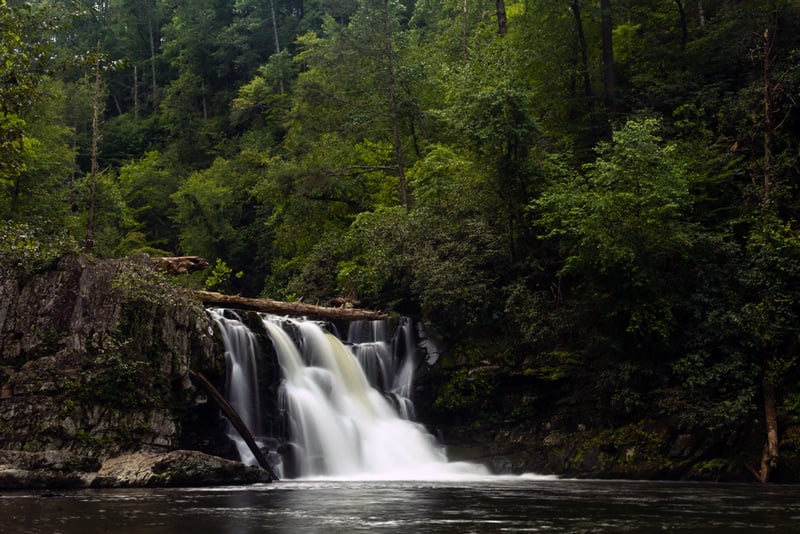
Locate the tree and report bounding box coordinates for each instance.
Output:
[339,184,507,340]
[283,1,418,212]
[0,1,63,203]
[85,46,105,253]
[534,118,693,413]
[171,154,271,295]
[731,1,800,482]
[738,215,800,482]
[0,79,75,222]
[440,19,540,262]
[107,0,165,116]
[117,151,181,253]
[159,0,238,168]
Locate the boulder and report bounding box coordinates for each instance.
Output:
[0,450,100,489]
[92,450,271,487]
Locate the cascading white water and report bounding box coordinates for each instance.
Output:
[389,316,418,419]
[211,309,488,480]
[345,317,417,420]
[207,308,264,467]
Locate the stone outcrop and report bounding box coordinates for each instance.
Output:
[92,450,271,487]
[0,253,256,487]
[0,450,100,489]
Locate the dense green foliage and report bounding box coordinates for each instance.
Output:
[3,0,800,478]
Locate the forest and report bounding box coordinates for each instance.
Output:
[2,0,800,482]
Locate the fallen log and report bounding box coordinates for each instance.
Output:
[195,290,388,321]
[188,369,279,482]
[152,256,210,275]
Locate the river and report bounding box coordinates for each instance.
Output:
[3,476,799,533]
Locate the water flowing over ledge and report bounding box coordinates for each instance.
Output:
[209,309,490,481]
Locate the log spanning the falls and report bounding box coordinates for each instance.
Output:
[195,290,388,321]
[188,369,280,482]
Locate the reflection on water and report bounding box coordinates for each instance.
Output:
[2,476,800,533]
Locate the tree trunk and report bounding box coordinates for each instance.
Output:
[496,0,508,36]
[188,370,279,481]
[85,49,103,254]
[600,0,616,112]
[571,0,592,104]
[697,0,706,30]
[133,64,139,124]
[462,0,468,58]
[755,23,783,486]
[381,0,409,211]
[269,0,285,94]
[674,0,688,50]
[201,80,208,121]
[763,28,774,204]
[196,291,388,321]
[148,6,159,114]
[759,379,779,482]
[269,0,281,55]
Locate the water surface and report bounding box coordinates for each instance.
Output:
[3,476,799,533]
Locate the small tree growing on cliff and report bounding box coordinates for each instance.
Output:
[204,258,244,294]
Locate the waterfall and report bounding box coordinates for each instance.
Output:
[389,316,418,419]
[209,309,488,480]
[206,308,264,467]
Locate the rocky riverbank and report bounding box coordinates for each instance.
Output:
[420,362,800,483]
[0,450,270,489]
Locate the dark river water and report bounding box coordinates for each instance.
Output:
[2,475,799,533]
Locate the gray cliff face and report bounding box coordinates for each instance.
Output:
[0,253,220,460]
